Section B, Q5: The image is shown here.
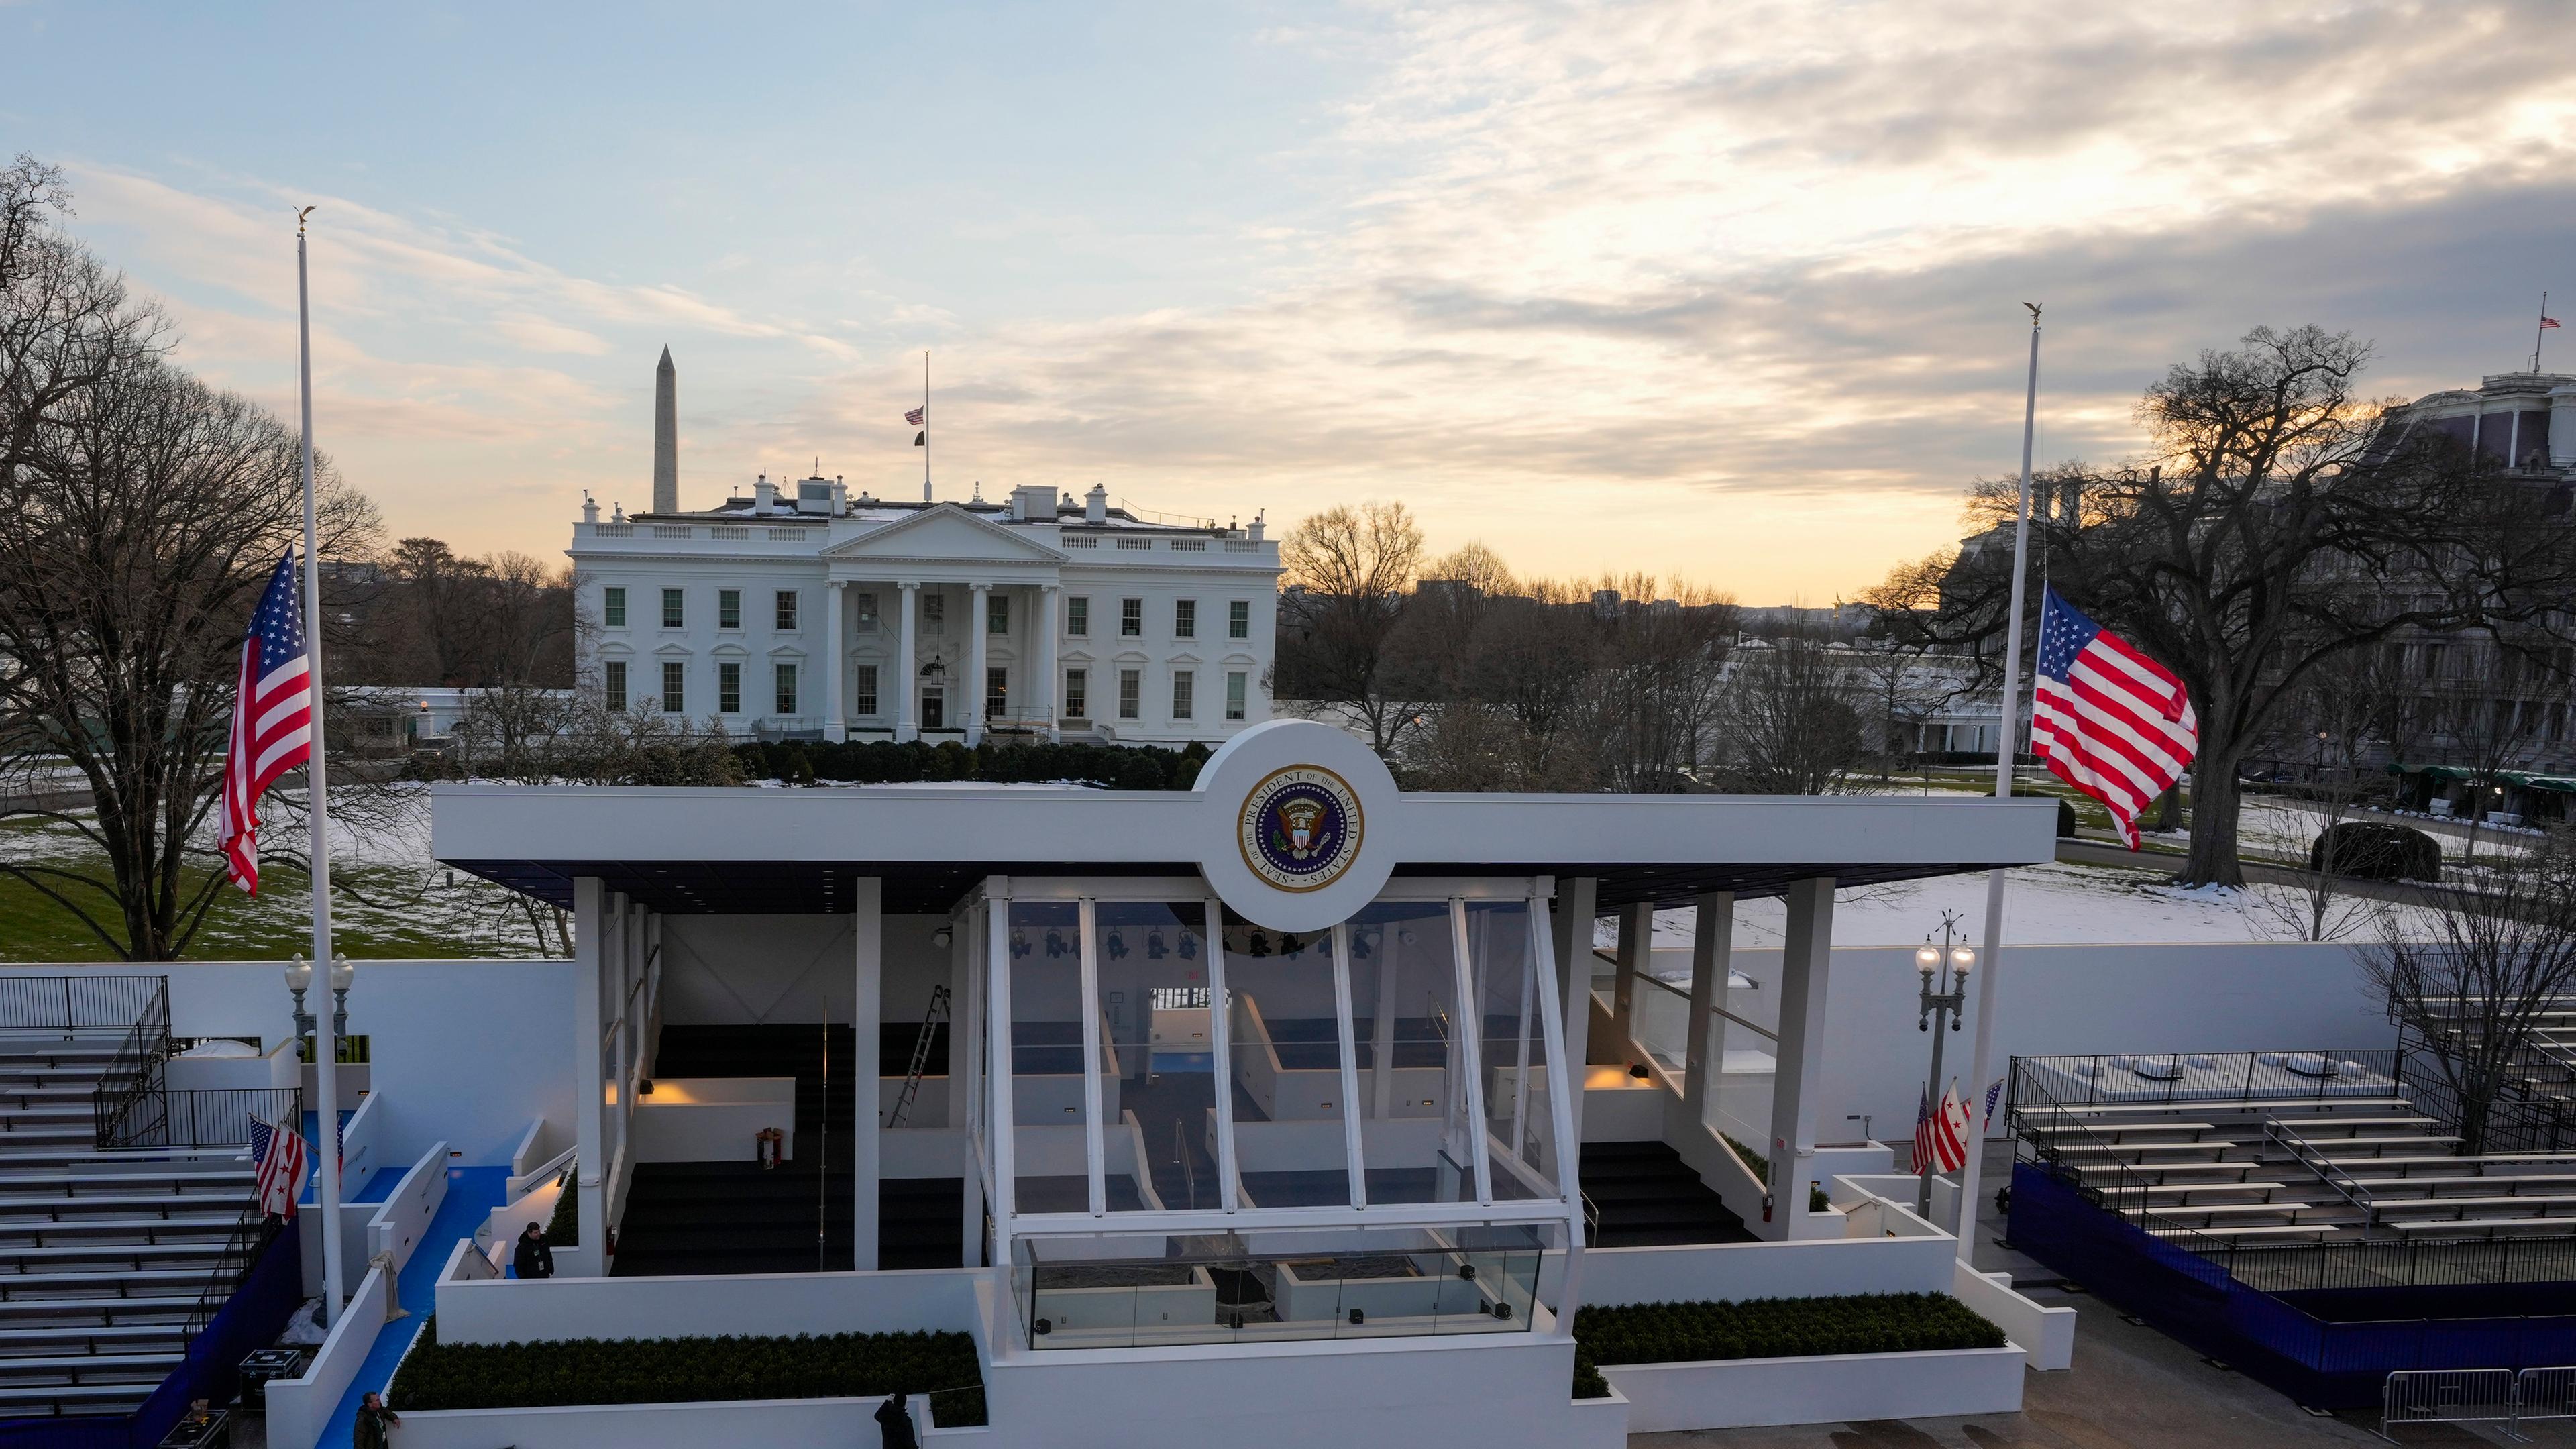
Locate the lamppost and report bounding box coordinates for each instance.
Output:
[1914,912,1976,1216]
[285,956,316,1046]
[329,952,355,1044]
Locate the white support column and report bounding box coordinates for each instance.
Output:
[985,882,1017,1248]
[852,876,883,1269]
[967,583,991,745]
[1612,900,1652,1060]
[824,580,847,741]
[1767,876,1837,1240]
[1038,585,1061,740]
[572,878,608,1277]
[1077,898,1106,1216]
[1684,892,1733,1131]
[953,904,984,1265]
[896,582,919,741]
[1550,877,1598,1149]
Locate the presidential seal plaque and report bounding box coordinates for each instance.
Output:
[1238,764,1364,893]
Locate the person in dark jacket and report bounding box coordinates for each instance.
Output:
[875,1390,918,1449]
[353,1391,399,1448]
[513,1222,554,1279]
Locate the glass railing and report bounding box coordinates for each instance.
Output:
[1012,1224,1552,1349]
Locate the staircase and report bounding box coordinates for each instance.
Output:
[0,1028,264,1421]
[615,1024,963,1275]
[1578,1141,1757,1248]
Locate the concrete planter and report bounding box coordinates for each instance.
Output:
[1601,1342,2026,1432]
[386,1393,944,1448]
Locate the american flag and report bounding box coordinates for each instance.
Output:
[248,1112,308,1218]
[220,551,313,894]
[904,406,925,425]
[2031,587,2197,849]
[1912,1080,1972,1176]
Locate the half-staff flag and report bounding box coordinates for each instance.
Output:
[220,550,313,894]
[2031,588,2197,849]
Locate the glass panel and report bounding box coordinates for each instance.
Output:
[1093,902,1214,1213]
[1221,912,1350,1209]
[1008,900,1091,1215]
[1345,901,1468,1205]
[1016,1225,1554,1349]
[1467,901,1558,1201]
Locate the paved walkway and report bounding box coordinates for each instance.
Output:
[310,1165,506,1448]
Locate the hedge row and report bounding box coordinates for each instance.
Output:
[733,738,1213,791]
[1720,1133,1830,1215]
[1569,1292,2006,1395]
[388,1320,985,1425]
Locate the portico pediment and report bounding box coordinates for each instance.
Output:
[820,504,1063,569]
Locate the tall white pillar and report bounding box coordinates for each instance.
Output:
[953,906,984,1266]
[853,877,883,1269]
[1767,876,1837,1240]
[571,878,608,1277]
[824,581,847,741]
[967,583,991,745]
[1683,892,1733,1131]
[1038,585,1061,741]
[896,582,919,741]
[1612,900,1652,1059]
[1550,877,1599,1159]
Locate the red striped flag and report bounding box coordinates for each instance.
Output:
[248,1112,307,1218]
[2031,587,2197,849]
[220,551,314,893]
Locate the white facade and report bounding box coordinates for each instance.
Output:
[572,480,1279,747]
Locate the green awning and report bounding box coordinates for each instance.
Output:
[2385,763,2476,783]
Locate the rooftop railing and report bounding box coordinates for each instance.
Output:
[0,973,169,1035]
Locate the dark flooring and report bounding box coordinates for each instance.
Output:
[616,1024,965,1274]
[1579,1140,1758,1248]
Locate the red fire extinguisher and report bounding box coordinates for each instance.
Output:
[1760,1192,1774,1223]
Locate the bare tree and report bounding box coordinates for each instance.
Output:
[1913,326,2576,886]
[1274,502,1426,755]
[2245,647,2398,941]
[1587,576,1736,792]
[1711,631,1866,794]
[2368,830,2576,1155]
[0,160,381,959]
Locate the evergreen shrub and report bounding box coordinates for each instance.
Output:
[1569,1292,2005,1396]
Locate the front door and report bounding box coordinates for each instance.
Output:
[921,686,945,729]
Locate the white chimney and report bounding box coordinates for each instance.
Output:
[612,502,626,523]
[832,476,848,514]
[582,492,600,525]
[1248,510,1266,541]
[1085,483,1108,525]
[1011,484,1056,522]
[754,474,775,513]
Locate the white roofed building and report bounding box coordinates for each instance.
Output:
[570,349,1281,747]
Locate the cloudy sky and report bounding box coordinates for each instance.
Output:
[9,1,2573,602]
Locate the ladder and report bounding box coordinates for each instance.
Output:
[884,985,952,1128]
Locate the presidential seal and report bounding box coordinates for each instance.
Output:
[1238,765,1364,894]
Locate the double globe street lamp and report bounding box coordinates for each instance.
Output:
[284,951,358,1059]
[1913,914,1975,1216]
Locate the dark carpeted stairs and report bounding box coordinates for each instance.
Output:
[1579,1141,1758,1248]
[613,1024,965,1275]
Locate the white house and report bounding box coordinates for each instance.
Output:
[570,350,1281,747]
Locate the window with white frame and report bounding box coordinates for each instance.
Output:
[775,662,798,715]
[660,660,685,712]
[717,661,741,713]
[1118,668,1140,719]
[603,586,627,627]
[853,663,880,716]
[1120,598,1142,637]
[1067,597,1089,636]
[924,593,945,633]
[987,666,1008,718]
[661,588,685,628]
[855,591,879,631]
[1226,670,1246,720]
[1172,669,1193,720]
[1174,599,1196,638]
[1065,667,1088,718]
[987,594,1009,634]
[775,590,798,630]
[1228,600,1250,639]
[718,589,741,629]
[603,659,627,712]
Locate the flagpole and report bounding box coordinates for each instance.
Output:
[1951,304,2041,1260]
[2539,292,2551,374]
[922,350,931,504]
[295,209,348,1325]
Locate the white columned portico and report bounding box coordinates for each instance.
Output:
[824,581,847,741]
[967,583,990,745]
[1037,585,1061,740]
[1683,890,1733,1132]
[896,582,919,741]
[1767,875,1837,1240]
[852,876,883,1269]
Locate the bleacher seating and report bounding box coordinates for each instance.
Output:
[0,1033,262,1421]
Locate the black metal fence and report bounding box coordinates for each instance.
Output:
[2008,1049,2402,1110]
[97,1087,302,1153]
[2394,1026,2576,1156]
[0,974,168,1034]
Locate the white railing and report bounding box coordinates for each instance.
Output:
[594,523,633,537]
[1063,535,1098,547]
[651,525,693,539]
[1114,537,1154,550]
[1224,540,1260,553]
[767,527,805,541]
[710,525,749,539]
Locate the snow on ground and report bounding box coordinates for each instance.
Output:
[1597,857,2434,959]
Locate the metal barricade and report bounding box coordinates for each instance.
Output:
[2380,1368,2519,1442]
[2520,1366,2576,1426]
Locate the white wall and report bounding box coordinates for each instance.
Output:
[1602,1344,2024,1433]
[434,1257,981,1345]
[265,1262,393,1449]
[386,1395,929,1449]
[0,961,577,1171]
[1579,1223,1957,1307]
